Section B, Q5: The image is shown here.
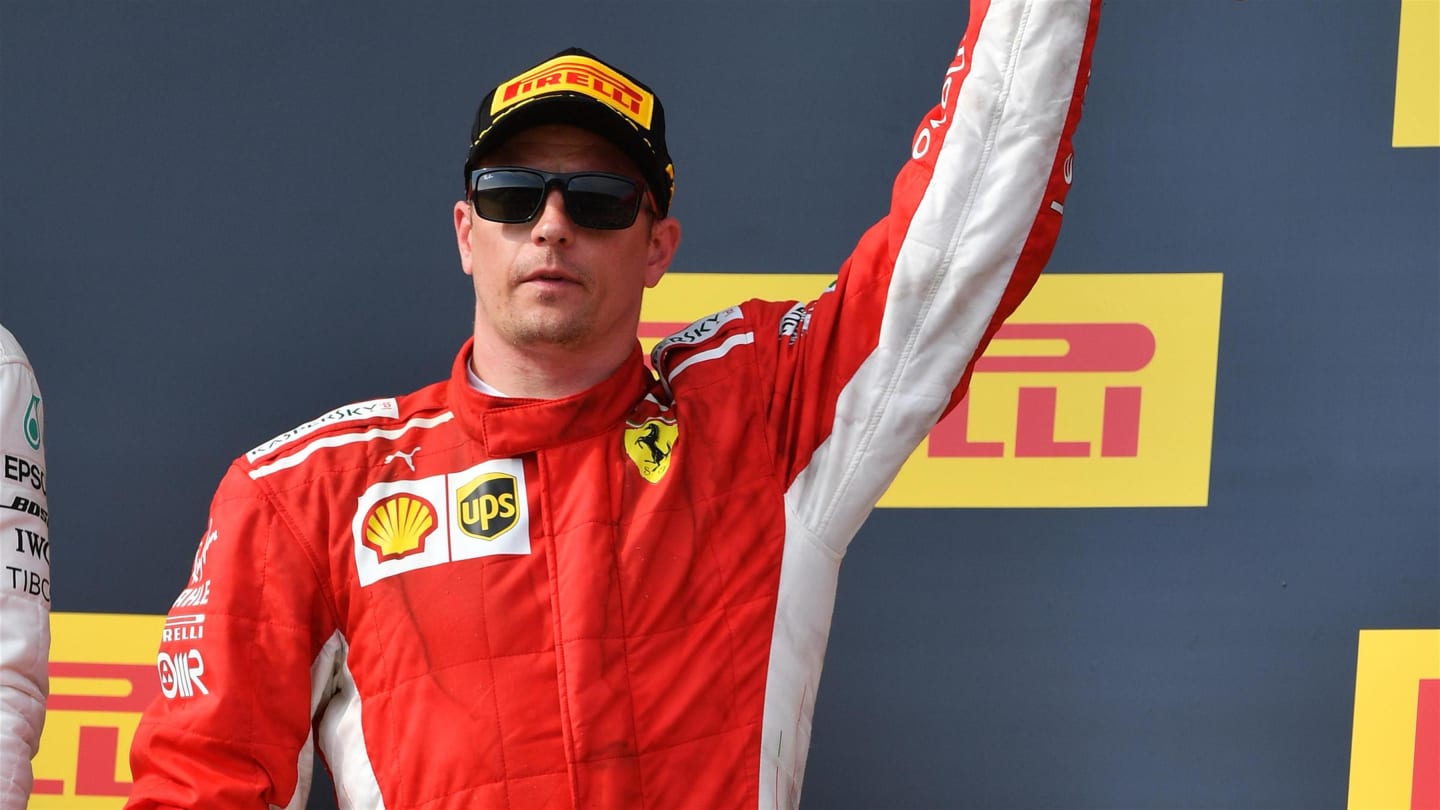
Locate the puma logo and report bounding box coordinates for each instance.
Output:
[384,447,421,471]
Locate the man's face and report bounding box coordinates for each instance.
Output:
[454,125,680,355]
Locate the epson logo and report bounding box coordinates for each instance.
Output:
[3,455,44,493]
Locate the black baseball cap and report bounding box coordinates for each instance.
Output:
[465,47,675,217]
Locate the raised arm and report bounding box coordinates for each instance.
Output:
[755,0,1104,546]
[747,1,1103,802]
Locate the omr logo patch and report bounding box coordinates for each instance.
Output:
[352,458,531,586]
[456,473,519,540]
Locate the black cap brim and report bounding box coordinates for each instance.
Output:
[466,94,671,216]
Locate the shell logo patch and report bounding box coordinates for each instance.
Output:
[625,418,677,483]
[361,494,437,562]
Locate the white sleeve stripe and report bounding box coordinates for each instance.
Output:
[248,412,455,479]
[314,633,386,809]
[760,2,1095,806]
[665,332,755,381]
[795,0,1088,545]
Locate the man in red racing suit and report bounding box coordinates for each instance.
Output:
[128,1,1102,807]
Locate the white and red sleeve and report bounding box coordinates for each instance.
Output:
[762,0,1103,539]
[0,325,50,810]
[750,1,1104,804]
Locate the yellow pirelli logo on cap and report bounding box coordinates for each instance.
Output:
[493,54,654,129]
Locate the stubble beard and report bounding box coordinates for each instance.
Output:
[499,293,593,349]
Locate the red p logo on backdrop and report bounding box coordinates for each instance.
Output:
[930,322,1156,459]
[34,613,164,805]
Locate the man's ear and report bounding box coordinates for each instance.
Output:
[453,201,475,277]
[644,216,682,288]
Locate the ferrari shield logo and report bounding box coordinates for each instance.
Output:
[624,418,677,483]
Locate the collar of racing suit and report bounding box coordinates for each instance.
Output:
[446,337,656,457]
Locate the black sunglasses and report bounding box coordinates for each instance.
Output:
[468,167,647,230]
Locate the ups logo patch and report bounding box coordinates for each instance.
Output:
[624,418,677,483]
[456,472,520,540]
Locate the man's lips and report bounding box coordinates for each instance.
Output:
[519,267,583,286]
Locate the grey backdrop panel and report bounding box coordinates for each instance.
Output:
[2,1,1436,807]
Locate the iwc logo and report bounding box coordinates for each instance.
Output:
[624,418,677,483]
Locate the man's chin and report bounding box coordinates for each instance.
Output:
[505,318,591,349]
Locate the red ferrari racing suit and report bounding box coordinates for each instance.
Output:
[128,1,1102,806]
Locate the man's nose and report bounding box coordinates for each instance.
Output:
[531,187,573,244]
